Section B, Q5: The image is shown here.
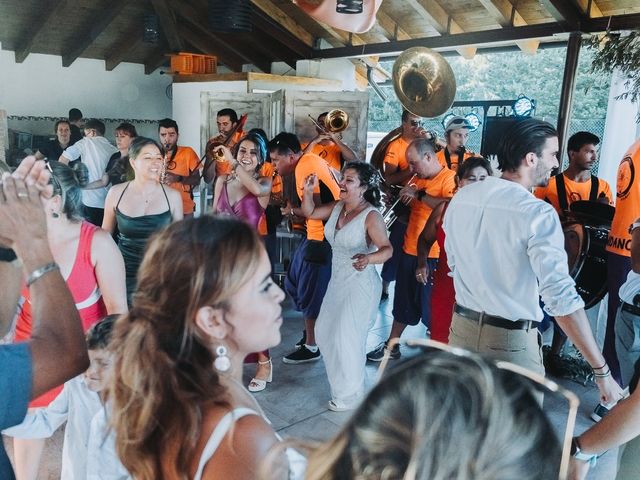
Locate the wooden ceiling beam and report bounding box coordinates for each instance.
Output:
[144,50,168,75]
[150,0,184,52]
[104,23,144,71]
[244,27,299,68]
[14,0,67,63]
[176,0,270,72]
[61,0,129,67]
[179,26,243,71]
[476,0,527,27]
[575,0,603,17]
[251,5,314,58]
[250,0,314,47]
[539,0,586,30]
[404,0,464,35]
[376,9,411,41]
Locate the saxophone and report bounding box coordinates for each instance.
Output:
[160,145,170,184]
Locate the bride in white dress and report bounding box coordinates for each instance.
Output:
[299,162,392,411]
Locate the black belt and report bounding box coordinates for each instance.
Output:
[453,304,537,331]
[621,301,640,317]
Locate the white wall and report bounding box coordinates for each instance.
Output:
[0,45,171,122]
[172,81,248,153]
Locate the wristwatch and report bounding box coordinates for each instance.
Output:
[629,221,640,235]
[571,437,598,466]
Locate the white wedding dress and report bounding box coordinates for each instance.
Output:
[316,202,382,409]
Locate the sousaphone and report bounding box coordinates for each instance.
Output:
[371,47,456,173]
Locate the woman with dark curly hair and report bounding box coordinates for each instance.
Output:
[299,161,392,411]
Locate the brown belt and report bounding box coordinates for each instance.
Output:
[453,304,537,331]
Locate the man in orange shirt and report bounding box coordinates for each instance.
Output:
[368,137,456,361]
[158,118,201,216]
[605,138,640,385]
[380,110,431,301]
[436,115,476,172]
[535,131,612,218]
[203,108,245,183]
[269,132,341,364]
[301,111,357,171]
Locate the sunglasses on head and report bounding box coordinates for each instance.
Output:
[378,338,579,480]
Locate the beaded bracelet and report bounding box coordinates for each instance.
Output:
[26,262,60,287]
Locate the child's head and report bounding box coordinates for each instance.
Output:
[84,315,118,392]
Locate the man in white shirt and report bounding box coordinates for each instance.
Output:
[444,118,621,405]
[60,119,118,226]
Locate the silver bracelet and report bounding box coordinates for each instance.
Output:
[26,262,60,287]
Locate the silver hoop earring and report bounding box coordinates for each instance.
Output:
[213,344,231,372]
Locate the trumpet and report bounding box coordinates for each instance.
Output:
[381,174,417,228]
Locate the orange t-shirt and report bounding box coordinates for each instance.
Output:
[403,167,456,257]
[608,139,640,256]
[534,173,613,216]
[168,146,200,214]
[435,148,475,172]
[384,137,410,173]
[301,142,343,171]
[295,153,341,241]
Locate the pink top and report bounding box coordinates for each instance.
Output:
[217,182,264,229]
[14,221,107,407]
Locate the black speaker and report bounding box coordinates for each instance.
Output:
[481,116,523,158]
[209,0,252,32]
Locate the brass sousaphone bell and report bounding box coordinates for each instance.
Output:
[392,46,457,118]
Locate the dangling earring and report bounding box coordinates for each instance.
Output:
[213,344,231,372]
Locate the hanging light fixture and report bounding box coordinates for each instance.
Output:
[336,0,363,14]
[513,94,536,117]
[143,14,160,44]
[209,0,252,32]
[464,112,481,131]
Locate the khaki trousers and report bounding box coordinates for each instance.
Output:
[449,311,545,377]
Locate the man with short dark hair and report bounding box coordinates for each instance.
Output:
[203,108,246,183]
[535,131,612,217]
[269,132,341,364]
[68,108,84,145]
[59,119,117,226]
[35,120,72,162]
[443,118,621,405]
[158,118,201,216]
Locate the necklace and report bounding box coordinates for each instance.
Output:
[342,200,366,218]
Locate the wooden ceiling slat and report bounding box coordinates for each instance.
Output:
[150,0,184,52]
[14,0,66,63]
[61,0,129,67]
[575,0,604,16]
[404,0,464,35]
[144,49,168,75]
[105,25,144,71]
[476,0,528,27]
[250,0,314,47]
[538,0,587,29]
[376,9,412,41]
[251,5,314,59]
[179,25,243,72]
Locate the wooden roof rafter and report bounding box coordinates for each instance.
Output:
[375,8,412,41]
[104,23,144,71]
[14,0,66,64]
[476,0,528,27]
[61,0,129,67]
[150,0,184,52]
[538,0,587,30]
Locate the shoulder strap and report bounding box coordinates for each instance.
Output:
[555,173,569,213]
[193,408,260,480]
[589,175,599,202]
[115,182,131,209]
[443,149,452,169]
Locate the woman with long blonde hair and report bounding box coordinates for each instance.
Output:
[108,216,301,479]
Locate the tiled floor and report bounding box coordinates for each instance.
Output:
[3,287,618,479]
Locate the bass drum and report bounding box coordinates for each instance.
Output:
[563,222,608,309]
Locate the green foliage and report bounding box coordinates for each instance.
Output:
[586,30,640,105]
[369,46,611,131]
